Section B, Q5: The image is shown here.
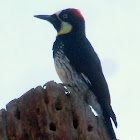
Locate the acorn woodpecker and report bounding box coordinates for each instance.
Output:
[35,8,117,139]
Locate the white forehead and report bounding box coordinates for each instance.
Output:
[55,10,62,16]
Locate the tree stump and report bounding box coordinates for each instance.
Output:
[0,81,111,140]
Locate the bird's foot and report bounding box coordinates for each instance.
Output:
[58,83,73,94]
[43,83,48,89]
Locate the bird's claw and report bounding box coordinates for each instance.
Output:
[58,83,71,94]
[43,83,47,89]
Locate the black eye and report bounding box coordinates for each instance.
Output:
[63,14,68,19]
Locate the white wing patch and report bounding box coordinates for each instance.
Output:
[81,73,91,85]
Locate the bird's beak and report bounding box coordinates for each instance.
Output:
[34,14,61,32]
[34,15,53,23]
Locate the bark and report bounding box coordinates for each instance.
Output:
[0,81,111,140]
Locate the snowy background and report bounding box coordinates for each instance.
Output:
[0,0,139,139]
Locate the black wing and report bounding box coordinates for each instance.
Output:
[63,37,117,127]
[64,37,110,103]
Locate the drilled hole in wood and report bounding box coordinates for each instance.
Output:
[50,122,56,131]
[73,119,78,129]
[55,98,62,111]
[72,113,78,129]
[24,133,29,139]
[36,108,40,115]
[88,125,94,132]
[15,109,20,120]
[72,111,79,129]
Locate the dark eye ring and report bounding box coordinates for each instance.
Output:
[63,14,68,19]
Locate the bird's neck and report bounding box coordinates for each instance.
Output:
[56,30,86,40]
[53,32,86,57]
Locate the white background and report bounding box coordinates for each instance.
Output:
[0,0,139,139]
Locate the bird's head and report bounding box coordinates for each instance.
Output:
[34,8,85,36]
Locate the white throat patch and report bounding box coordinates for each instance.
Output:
[55,10,72,35]
[58,22,72,35]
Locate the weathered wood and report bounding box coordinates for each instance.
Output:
[0,81,111,140]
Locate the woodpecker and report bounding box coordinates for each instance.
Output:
[35,8,117,139]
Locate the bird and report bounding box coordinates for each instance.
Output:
[34,8,117,139]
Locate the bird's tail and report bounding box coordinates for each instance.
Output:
[103,107,117,140]
[110,106,117,128]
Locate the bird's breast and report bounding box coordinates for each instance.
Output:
[54,49,88,92]
[54,49,76,84]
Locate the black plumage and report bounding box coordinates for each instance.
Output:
[35,8,117,139]
[53,33,117,139]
